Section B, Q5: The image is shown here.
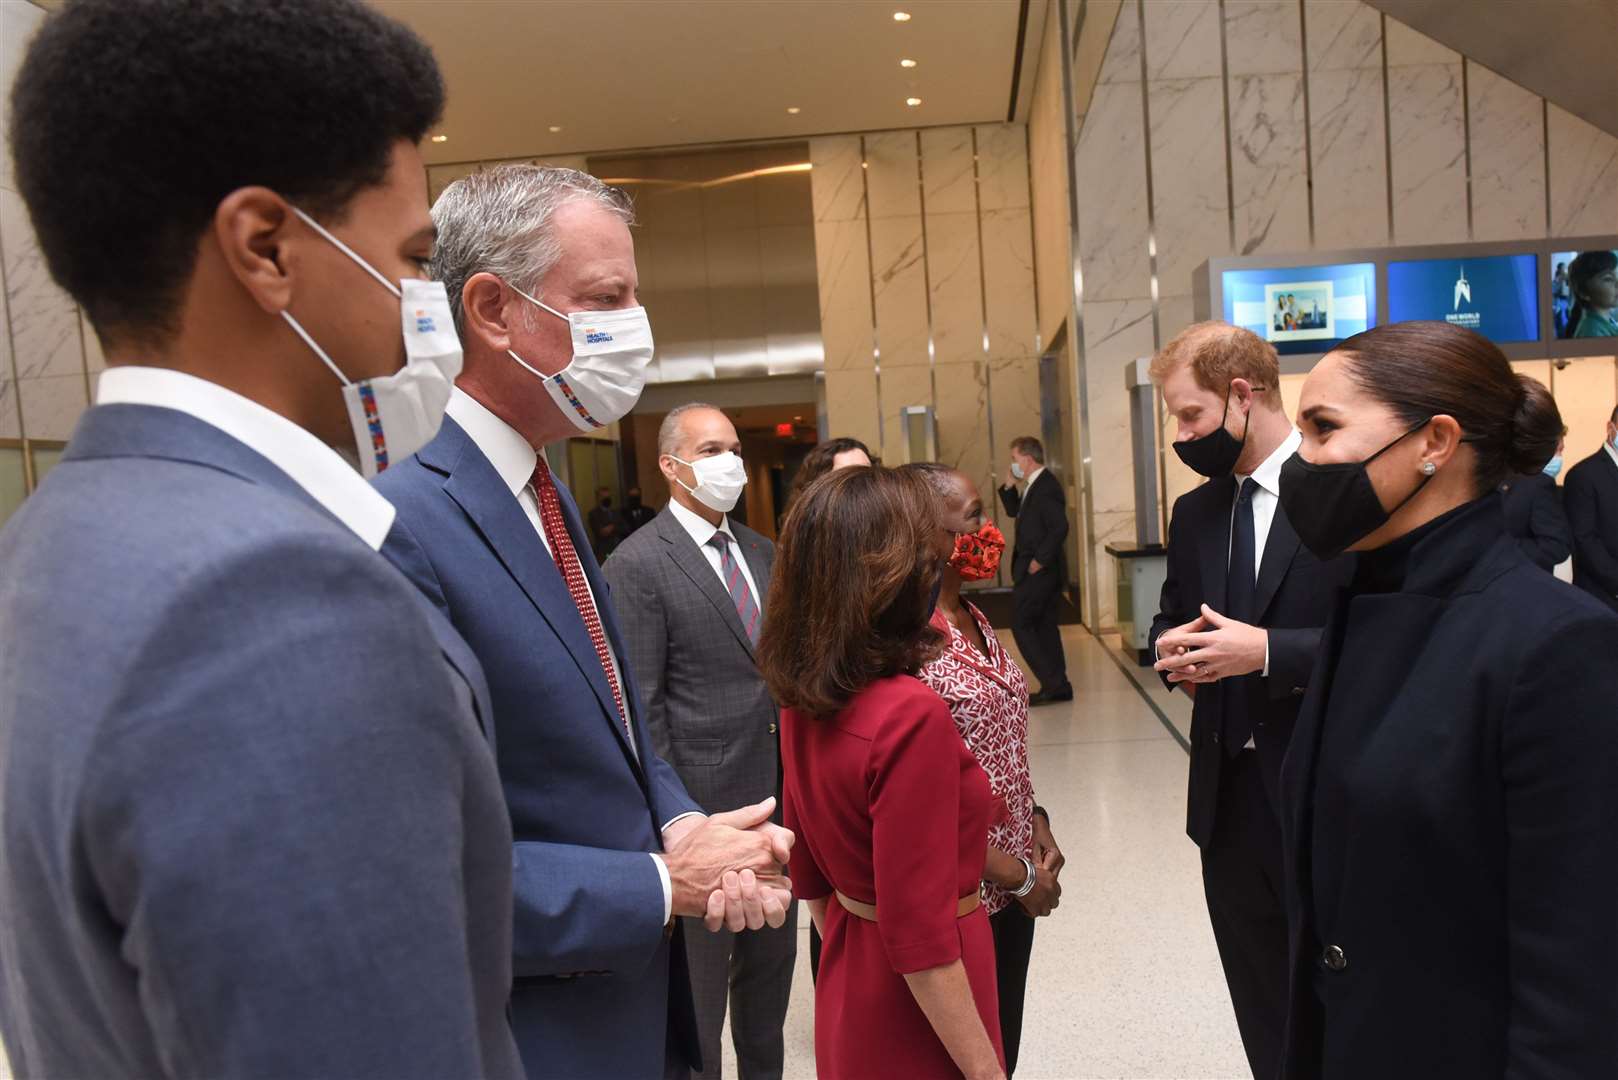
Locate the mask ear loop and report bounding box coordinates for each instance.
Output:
[290,207,401,299]
[506,280,570,322]
[1366,417,1439,520]
[281,310,351,386]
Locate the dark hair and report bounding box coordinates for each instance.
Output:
[757,467,944,718]
[788,436,871,505]
[1010,436,1045,464]
[1567,251,1618,337]
[1332,322,1561,493]
[1512,378,1564,474]
[10,0,445,347]
[898,461,961,500]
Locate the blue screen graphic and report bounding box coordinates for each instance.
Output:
[1387,255,1539,343]
[1220,263,1377,356]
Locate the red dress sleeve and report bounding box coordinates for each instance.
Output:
[867,682,965,974]
[783,748,832,902]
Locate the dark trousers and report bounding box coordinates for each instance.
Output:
[682,906,797,1080]
[1201,749,1288,1080]
[1011,568,1068,692]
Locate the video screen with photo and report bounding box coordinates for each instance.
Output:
[1221,263,1376,355]
[1387,255,1538,343]
[1551,249,1618,339]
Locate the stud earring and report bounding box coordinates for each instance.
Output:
[1421,462,1436,476]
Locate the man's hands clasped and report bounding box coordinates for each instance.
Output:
[1153,604,1269,687]
[661,797,794,934]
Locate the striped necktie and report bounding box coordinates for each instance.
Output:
[707,532,760,645]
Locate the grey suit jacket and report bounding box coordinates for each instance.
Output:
[0,404,523,1079]
[604,507,780,814]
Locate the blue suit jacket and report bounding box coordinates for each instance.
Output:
[0,404,522,1079]
[375,416,704,1078]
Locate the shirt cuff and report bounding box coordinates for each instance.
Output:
[1261,631,1270,678]
[661,811,704,834]
[650,853,673,924]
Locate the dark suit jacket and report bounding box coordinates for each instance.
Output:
[604,508,780,815]
[1277,497,1618,1079]
[997,468,1068,583]
[1500,471,1572,571]
[1564,448,1618,611]
[1147,476,1355,847]
[0,405,521,1079]
[374,416,704,1078]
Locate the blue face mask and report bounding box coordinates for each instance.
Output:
[1543,456,1563,479]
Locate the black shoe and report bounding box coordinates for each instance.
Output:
[1029,686,1074,706]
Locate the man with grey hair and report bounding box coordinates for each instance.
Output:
[606,404,794,1080]
[375,164,795,1079]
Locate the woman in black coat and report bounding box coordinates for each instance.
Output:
[1273,321,1618,1079]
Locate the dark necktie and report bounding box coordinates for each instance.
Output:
[1222,477,1258,757]
[529,456,630,739]
[707,532,761,645]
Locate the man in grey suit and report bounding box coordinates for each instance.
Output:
[0,3,521,1077]
[606,403,796,1080]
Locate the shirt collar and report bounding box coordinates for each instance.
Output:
[446,387,538,498]
[96,365,396,550]
[1238,427,1301,498]
[668,495,733,548]
[1026,465,1045,487]
[1605,440,1618,471]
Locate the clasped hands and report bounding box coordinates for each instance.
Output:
[1153,603,1268,689]
[661,797,794,934]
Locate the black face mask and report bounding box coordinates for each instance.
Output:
[1278,420,1432,560]
[1174,387,1250,478]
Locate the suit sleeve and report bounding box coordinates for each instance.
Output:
[81,540,503,1079]
[1149,499,1191,692]
[1263,627,1324,700]
[998,483,1022,518]
[1521,479,1573,571]
[1032,483,1069,569]
[1501,607,1618,1075]
[1565,469,1618,594]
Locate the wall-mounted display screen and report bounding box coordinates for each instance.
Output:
[1221,262,1376,355]
[1387,255,1539,343]
[1552,249,1618,339]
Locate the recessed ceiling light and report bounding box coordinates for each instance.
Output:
[548,125,563,133]
[900,58,918,68]
[905,97,922,107]
[787,106,801,115]
[430,134,448,143]
[893,11,912,20]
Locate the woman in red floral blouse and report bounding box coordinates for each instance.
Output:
[902,463,1066,1077]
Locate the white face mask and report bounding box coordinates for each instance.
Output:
[280,207,462,478]
[670,451,747,513]
[1010,461,1025,481]
[507,283,654,432]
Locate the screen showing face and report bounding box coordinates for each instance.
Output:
[1221,263,1376,355]
[1553,249,1618,339]
[1387,255,1539,343]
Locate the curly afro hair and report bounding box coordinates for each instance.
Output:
[9,0,445,347]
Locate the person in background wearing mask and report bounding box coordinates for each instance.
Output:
[1499,381,1571,572]
[1146,323,1355,1080]
[623,485,658,536]
[589,484,625,559]
[904,463,1064,1077]
[0,2,522,1077]
[1564,403,1618,612]
[1274,321,1618,1078]
[375,165,794,1079]
[605,404,795,1080]
[997,436,1071,705]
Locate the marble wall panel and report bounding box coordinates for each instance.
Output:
[823,366,881,452]
[1387,58,1468,244]
[921,127,977,216]
[812,219,873,373]
[1467,63,1546,242]
[1097,0,1142,85]
[988,355,1043,453]
[975,123,1032,212]
[1156,294,1197,349]
[869,215,930,367]
[809,136,866,223]
[1082,299,1156,519]
[1142,0,1222,81]
[703,228,768,377]
[981,207,1040,361]
[1383,18,1456,67]
[1224,0,1302,77]
[934,358,992,486]
[0,378,19,438]
[1,188,87,383]
[1147,77,1230,297]
[1075,80,1154,303]
[1305,0,1382,72]
[18,374,87,441]
[1309,66,1391,248]
[0,1,46,194]
[925,212,984,366]
[1229,73,1310,255]
[863,131,922,221]
[1548,104,1618,236]
[877,363,936,465]
[1091,509,1138,628]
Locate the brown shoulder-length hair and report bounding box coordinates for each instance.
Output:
[757,465,945,718]
[787,436,872,507]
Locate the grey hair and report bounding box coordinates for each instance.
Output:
[658,402,724,457]
[429,163,635,335]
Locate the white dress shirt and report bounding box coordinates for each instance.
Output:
[667,497,762,605]
[1230,427,1301,694]
[1604,439,1618,471]
[445,388,694,920]
[97,366,396,549]
[1024,464,1046,489]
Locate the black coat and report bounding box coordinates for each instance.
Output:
[997,469,1067,584]
[1564,448,1618,612]
[1278,497,1618,1080]
[1148,476,1355,847]
[1500,471,1572,571]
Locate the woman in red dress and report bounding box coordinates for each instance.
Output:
[758,466,1005,1080]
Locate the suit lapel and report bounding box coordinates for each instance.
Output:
[1198,477,1236,615]
[737,527,772,620]
[1253,501,1302,620]
[658,511,755,656]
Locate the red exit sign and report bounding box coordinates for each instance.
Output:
[775,422,795,437]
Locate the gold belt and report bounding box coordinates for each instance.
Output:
[834,889,981,922]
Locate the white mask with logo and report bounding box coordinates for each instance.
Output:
[280,207,462,477]
[507,283,654,432]
[670,451,748,513]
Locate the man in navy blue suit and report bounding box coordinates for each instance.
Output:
[376,164,793,1079]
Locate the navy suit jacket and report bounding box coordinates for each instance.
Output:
[374,416,704,1078]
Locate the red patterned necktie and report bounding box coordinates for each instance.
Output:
[529,456,630,739]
